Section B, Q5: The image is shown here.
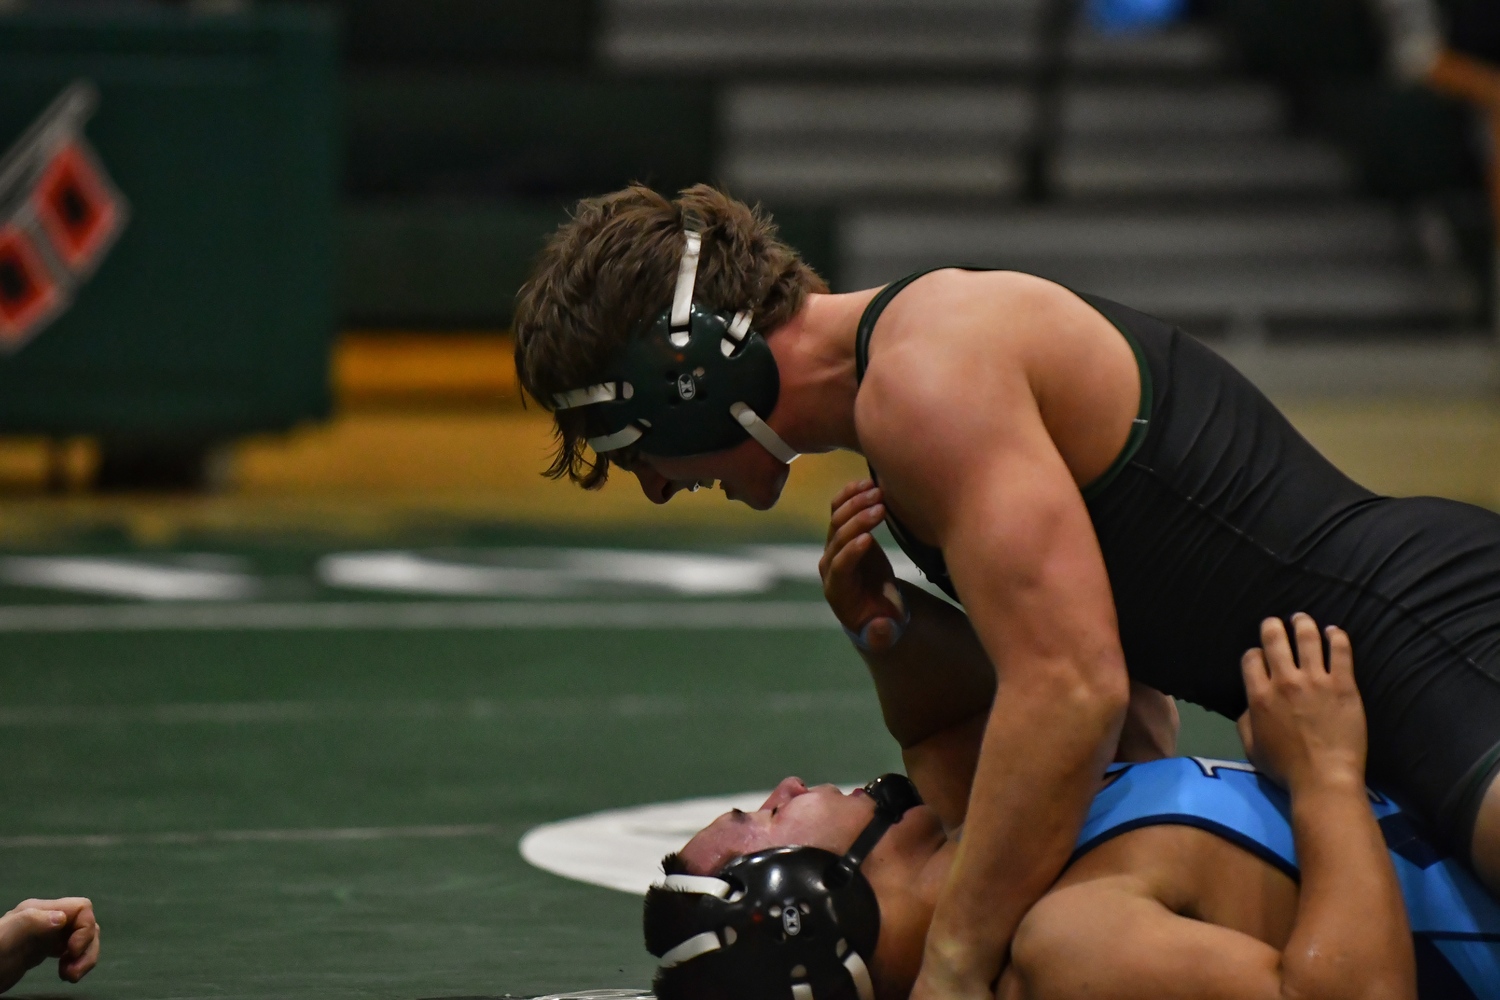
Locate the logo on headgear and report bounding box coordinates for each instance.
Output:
[676,373,697,401]
[781,905,802,936]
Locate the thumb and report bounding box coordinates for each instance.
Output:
[0,908,67,961]
[1236,710,1256,760]
[11,909,66,934]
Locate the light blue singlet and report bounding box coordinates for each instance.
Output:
[1075,757,1500,999]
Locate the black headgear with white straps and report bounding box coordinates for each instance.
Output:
[649,774,922,1000]
[550,229,799,464]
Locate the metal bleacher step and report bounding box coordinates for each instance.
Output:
[1053,82,1353,198]
[1062,84,1286,138]
[720,84,1033,202]
[1065,23,1227,74]
[1055,139,1354,198]
[841,206,1480,329]
[600,0,1045,74]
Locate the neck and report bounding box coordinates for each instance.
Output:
[765,289,879,455]
[866,812,955,1000]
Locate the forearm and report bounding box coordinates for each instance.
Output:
[859,582,996,748]
[926,664,1128,977]
[1425,49,1500,110]
[1280,775,1415,1000]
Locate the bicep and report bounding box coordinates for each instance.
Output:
[939,433,1121,683]
[863,357,1121,681]
[1013,887,1284,1000]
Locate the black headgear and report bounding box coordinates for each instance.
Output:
[650,774,923,1000]
[550,229,799,464]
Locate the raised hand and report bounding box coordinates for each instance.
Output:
[1239,614,1366,793]
[819,478,907,652]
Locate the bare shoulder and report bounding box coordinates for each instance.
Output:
[853,271,1046,460]
[852,269,1132,533]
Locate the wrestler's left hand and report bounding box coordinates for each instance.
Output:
[820,478,906,652]
[1240,614,1366,793]
[0,897,100,993]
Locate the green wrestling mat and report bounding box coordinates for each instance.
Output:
[0,533,1241,1000]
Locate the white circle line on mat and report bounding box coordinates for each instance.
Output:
[520,788,860,896]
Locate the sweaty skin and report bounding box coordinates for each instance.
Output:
[625,271,1143,1000]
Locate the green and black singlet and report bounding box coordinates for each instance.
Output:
[857,267,1500,861]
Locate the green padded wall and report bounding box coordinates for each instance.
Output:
[0,4,337,443]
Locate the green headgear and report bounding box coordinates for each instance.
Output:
[551,230,799,464]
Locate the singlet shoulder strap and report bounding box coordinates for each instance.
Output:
[855,267,997,383]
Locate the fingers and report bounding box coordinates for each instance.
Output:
[1235,709,1256,758]
[827,480,876,541]
[59,919,98,983]
[1241,646,1270,702]
[1291,613,1325,673]
[821,487,886,579]
[1326,625,1355,689]
[1258,616,1295,677]
[828,479,874,520]
[826,530,875,580]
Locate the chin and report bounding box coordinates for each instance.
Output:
[740,470,789,511]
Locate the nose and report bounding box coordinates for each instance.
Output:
[759,776,809,812]
[631,466,678,505]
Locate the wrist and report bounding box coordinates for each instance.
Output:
[1287,765,1366,800]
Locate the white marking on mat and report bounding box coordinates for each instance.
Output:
[318,552,575,597]
[0,600,838,632]
[738,544,944,596]
[0,557,258,601]
[0,823,507,850]
[318,549,777,597]
[519,787,860,895]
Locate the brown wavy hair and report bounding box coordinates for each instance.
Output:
[513,184,827,488]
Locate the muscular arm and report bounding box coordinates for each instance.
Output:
[858,279,1132,997]
[820,482,1175,832]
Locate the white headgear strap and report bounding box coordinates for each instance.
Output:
[659,930,723,969]
[731,402,799,465]
[656,874,734,898]
[669,230,703,343]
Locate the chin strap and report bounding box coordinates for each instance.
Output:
[730,402,799,465]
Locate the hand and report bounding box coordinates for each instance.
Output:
[820,479,907,652]
[1239,614,1366,793]
[0,897,100,993]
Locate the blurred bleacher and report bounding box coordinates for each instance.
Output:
[327,0,1490,340]
[1,0,1497,514]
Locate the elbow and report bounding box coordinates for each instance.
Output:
[1279,950,1416,1000]
[1069,646,1131,721]
[1014,649,1130,729]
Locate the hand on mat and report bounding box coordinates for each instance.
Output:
[1240,614,1366,793]
[0,896,99,993]
[821,479,906,652]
